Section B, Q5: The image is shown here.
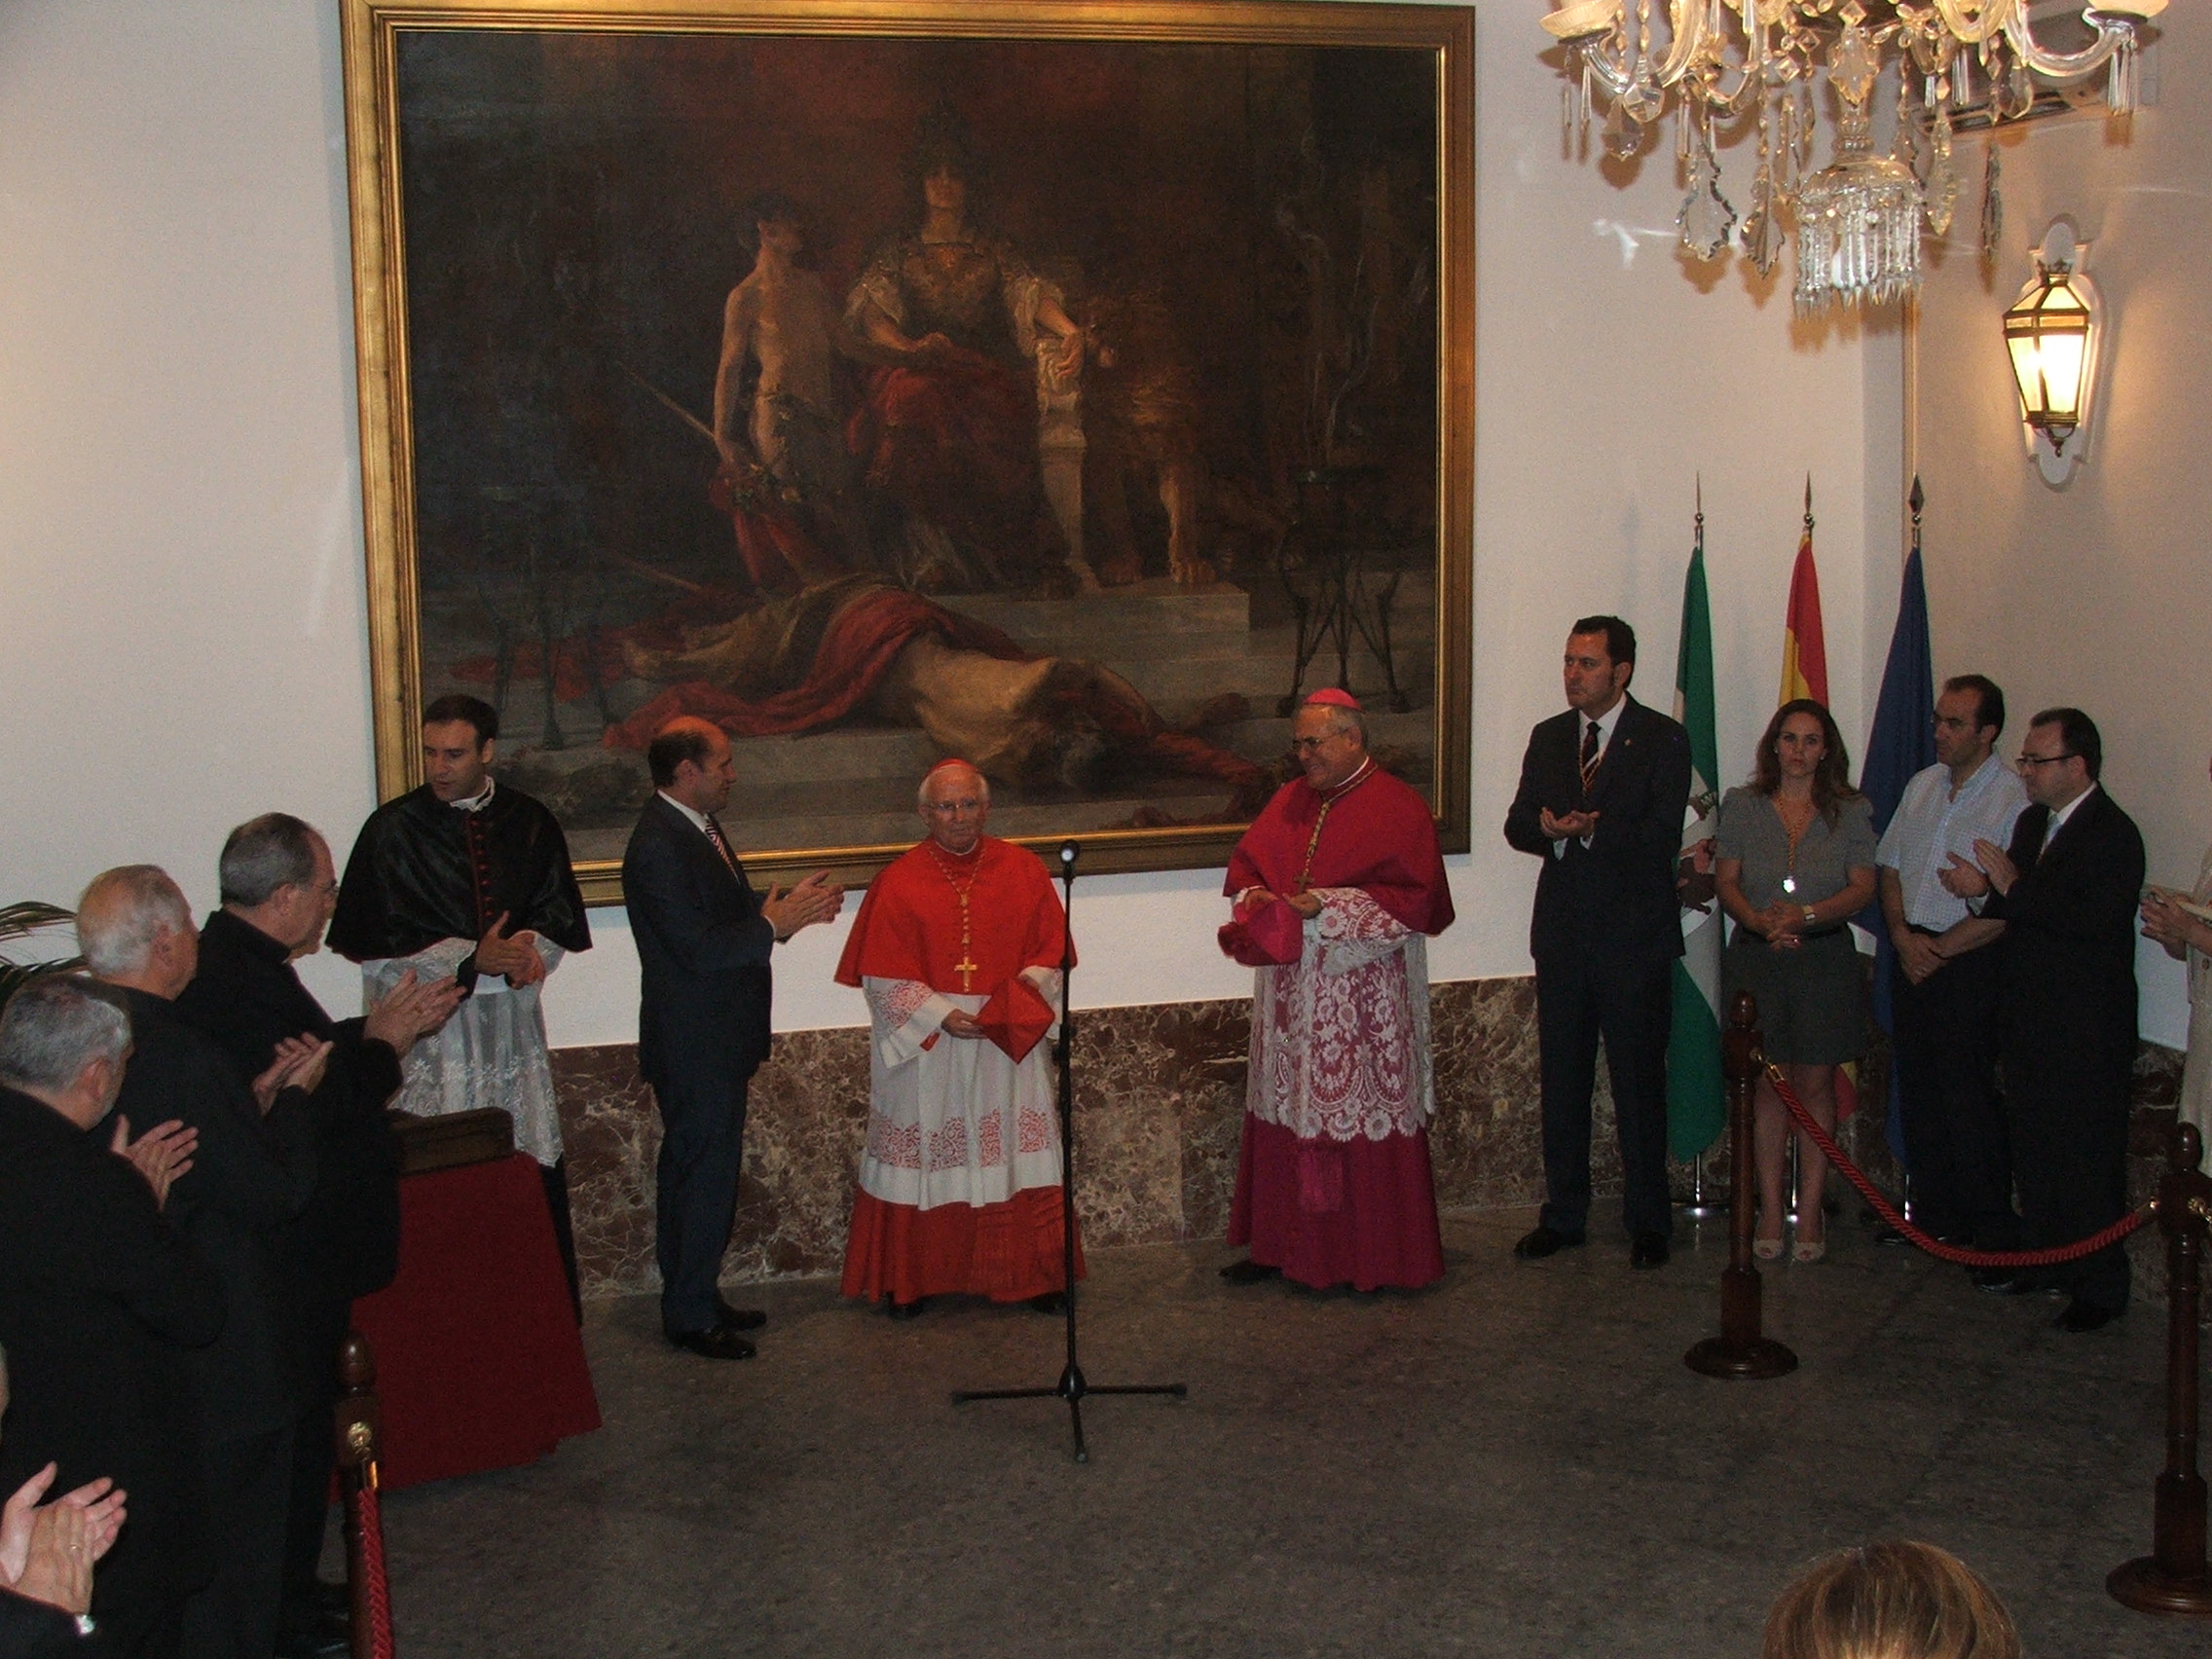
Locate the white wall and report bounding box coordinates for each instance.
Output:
[1907,11,2207,1047]
[0,0,1877,1045]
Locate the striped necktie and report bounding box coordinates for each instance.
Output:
[1579,719,1602,796]
[701,814,741,877]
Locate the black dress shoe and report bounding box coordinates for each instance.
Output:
[666,1324,756,1359]
[887,1296,929,1319]
[1513,1226,1586,1261]
[1219,1258,1281,1285]
[714,1296,768,1332]
[1971,1268,2021,1293]
[1629,1232,1671,1270]
[313,1580,350,1618]
[1871,1224,1909,1247]
[2055,1299,2118,1333]
[1027,1291,1067,1314]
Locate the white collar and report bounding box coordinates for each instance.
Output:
[449,778,496,813]
[658,790,711,834]
[2048,781,2097,834]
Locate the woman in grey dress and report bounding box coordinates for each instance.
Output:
[1714,699,1878,1262]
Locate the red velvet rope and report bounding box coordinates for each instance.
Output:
[351,1472,397,1659]
[1763,1063,2154,1269]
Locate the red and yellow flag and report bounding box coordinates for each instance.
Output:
[1778,513,1829,707]
[1776,480,1856,1122]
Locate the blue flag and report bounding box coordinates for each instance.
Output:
[1860,547,1936,1165]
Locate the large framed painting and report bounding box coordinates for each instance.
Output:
[340,0,1473,901]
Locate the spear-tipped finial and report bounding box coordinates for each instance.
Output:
[1909,473,1924,555]
[1693,473,1705,551]
[1803,472,1814,531]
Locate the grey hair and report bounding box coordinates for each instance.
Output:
[0,977,131,1094]
[916,763,990,813]
[1309,702,1367,744]
[219,813,322,907]
[77,866,192,977]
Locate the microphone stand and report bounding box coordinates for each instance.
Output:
[951,840,1187,1462]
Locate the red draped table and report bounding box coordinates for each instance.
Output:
[350,1154,601,1490]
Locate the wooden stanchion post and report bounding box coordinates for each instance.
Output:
[2110,1121,2212,1616]
[1684,992,1798,1381]
[335,1333,385,1659]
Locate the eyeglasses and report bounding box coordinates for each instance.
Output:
[2015,753,2078,769]
[1290,735,1346,754]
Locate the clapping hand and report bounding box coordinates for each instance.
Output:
[0,1464,124,1616]
[250,1035,333,1114]
[763,871,844,941]
[363,969,466,1057]
[474,913,546,987]
[1539,807,1600,840]
[1970,838,2019,898]
[1938,851,1992,900]
[2141,887,2205,956]
[109,1115,196,1208]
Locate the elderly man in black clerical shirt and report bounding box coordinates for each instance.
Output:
[176,814,459,1659]
[328,693,592,1312]
[80,865,329,1659]
[0,977,226,1659]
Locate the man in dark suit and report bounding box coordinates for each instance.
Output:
[0,977,227,1658]
[1504,615,1693,1270]
[174,815,458,1659]
[1942,707,2143,1332]
[79,865,329,1659]
[622,718,843,1359]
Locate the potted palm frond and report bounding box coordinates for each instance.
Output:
[0,901,80,1014]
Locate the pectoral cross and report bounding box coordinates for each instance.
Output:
[953,951,979,991]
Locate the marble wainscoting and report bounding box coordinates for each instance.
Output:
[555,977,1554,1301]
[549,979,2184,1304]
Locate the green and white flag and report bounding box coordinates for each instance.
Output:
[1667,535,1725,1160]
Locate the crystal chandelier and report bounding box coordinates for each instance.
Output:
[1540,0,2165,309]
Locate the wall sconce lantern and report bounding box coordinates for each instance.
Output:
[2004,220,2101,488]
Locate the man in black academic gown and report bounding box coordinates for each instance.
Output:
[80,865,328,1659]
[327,694,592,1310]
[175,815,459,1659]
[0,977,227,1659]
[1942,707,2144,1333]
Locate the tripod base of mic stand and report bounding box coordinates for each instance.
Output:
[952,1366,1188,1463]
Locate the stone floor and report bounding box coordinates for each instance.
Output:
[379,1209,2204,1657]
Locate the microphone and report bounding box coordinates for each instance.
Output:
[1059,840,1079,870]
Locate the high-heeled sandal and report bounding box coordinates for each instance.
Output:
[1792,1233,1826,1264]
[1753,1235,1784,1261]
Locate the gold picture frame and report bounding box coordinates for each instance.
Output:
[340,0,1473,902]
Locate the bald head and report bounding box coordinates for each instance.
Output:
[79,865,198,997]
[649,718,735,814]
[918,761,989,856]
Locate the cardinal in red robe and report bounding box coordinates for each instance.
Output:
[1217,689,1456,1291]
[836,759,1083,1314]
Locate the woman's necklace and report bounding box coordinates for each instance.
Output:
[926,845,981,991]
[1774,793,1817,896]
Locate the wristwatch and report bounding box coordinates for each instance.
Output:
[1801,904,1818,927]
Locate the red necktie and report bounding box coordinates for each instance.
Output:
[1579,720,1602,797]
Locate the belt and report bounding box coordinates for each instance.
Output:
[1797,925,1847,940]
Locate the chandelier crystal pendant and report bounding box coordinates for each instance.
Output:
[1542,0,2164,310]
